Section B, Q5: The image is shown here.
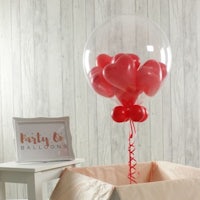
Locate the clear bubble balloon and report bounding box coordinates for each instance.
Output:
[83,15,172,109]
[83,15,171,74]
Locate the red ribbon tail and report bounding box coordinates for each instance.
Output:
[128,120,137,184]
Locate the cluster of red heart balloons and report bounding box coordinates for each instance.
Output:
[89,53,167,123]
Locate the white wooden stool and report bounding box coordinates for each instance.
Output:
[0,158,83,200]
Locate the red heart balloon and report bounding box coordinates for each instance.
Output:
[112,53,140,69]
[96,54,112,68]
[136,59,162,96]
[103,55,137,93]
[89,67,115,97]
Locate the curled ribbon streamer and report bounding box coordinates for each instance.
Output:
[128,120,137,184]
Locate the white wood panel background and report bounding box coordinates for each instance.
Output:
[0,0,200,198]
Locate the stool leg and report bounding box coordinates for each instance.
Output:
[27,173,43,200]
[43,181,49,200]
[0,182,6,200]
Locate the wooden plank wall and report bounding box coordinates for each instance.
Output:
[0,0,200,198]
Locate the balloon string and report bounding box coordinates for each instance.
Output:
[128,120,137,184]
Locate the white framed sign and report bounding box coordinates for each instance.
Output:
[13,117,75,162]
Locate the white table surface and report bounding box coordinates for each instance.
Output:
[0,158,84,172]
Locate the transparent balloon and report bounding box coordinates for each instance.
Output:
[83,15,172,107]
[83,15,171,74]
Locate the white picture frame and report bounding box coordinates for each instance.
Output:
[13,117,75,162]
